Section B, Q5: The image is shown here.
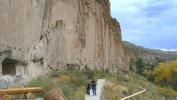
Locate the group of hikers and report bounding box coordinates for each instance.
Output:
[86,78,97,96]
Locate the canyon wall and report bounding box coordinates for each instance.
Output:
[0,0,128,80]
[123,41,177,65]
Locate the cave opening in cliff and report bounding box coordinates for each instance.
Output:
[1,58,18,76]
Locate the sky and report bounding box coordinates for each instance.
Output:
[110,0,177,51]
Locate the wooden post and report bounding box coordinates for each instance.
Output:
[139,88,142,100]
[119,82,121,100]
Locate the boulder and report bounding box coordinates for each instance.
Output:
[44,88,67,100]
[26,92,35,99]
[0,94,5,100]
[4,95,11,100]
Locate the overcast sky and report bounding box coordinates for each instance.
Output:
[110,0,177,51]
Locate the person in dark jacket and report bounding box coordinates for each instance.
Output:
[90,78,97,96]
[86,82,91,95]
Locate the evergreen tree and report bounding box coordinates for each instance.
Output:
[129,64,134,71]
[136,58,144,75]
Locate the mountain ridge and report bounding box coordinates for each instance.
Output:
[123,41,177,66]
[123,41,177,55]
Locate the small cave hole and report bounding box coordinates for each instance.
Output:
[1,58,18,76]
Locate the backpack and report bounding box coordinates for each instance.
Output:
[93,82,97,85]
[92,81,97,86]
[87,83,90,89]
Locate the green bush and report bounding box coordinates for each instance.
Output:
[157,86,177,98]
[49,71,61,77]
[83,70,95,79]
[26,76,53,97]
[25,69,108,99]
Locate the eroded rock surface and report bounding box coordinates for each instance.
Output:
[123,41,177,66]
[0,0,128,86]
[44,88,67,100]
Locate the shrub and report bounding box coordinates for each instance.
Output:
[83,70,95,79]
[24,69,125,99]
[26,76,53,97]
[70,74,87,87]
[157,86,177,98]
[58,75,70,82]
[50,71,61,77]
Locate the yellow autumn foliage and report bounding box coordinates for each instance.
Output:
[152,61,175,83]
[171,60,177,74]
[142,69,148,77]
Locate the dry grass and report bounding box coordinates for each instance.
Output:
[103,72,173,100]
[104,80,128,100]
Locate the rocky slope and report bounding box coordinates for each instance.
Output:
[0,0,128,84]
[123,41,177,65]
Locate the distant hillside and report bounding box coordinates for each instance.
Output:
[123,41,177,67]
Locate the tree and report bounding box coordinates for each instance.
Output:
[152,60,177,90]
[149,64,155,70]
[135,58,145,75]
[142,69,148,77]
[155,57,165,64]
[152,62,172,84]
[171,60,177,90]
[129,64,134,71]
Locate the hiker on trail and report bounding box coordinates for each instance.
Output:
[91,78,97,96]
[86,82,91,95]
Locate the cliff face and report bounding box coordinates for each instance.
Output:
[123,41,177,65]
[0,0,128,79]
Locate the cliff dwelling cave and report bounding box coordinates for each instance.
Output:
[1,58,17,76]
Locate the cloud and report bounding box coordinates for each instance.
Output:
[142,0,177,17]
[110,0,177,50]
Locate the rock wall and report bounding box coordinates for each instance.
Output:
[123,41,177,65]
[0,0,128,80]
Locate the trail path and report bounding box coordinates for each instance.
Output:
[85,79,105,100]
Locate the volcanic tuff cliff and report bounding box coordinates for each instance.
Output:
[0,0,128,79]
[123,41,177,65]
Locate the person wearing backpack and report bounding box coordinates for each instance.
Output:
[86,81,91,95]
[90,78,97,96]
